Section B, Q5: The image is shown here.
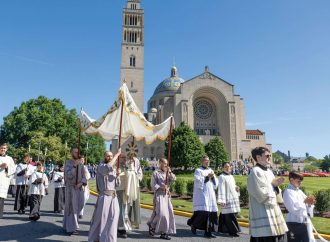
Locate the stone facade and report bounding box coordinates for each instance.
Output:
[112,0,272,164]
[120,0,144,112]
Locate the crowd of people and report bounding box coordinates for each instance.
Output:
[0,142,325,242]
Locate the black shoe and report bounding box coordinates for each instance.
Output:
[68,230,79,236]
[160,233,171,240]
[191,226,197,235]
[118,230,127,238]
[18,210,22,214]
[147,223,155,236]
[204,232,216,238]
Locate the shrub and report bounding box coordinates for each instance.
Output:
[170,181,176,193]
[314,189,330,214]
[174,179,186,196]
[237,183,249,206]
[186,180,194,196]
[147,177,152,191]
[140,176,148,189]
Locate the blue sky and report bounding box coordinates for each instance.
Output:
[0,0,329,158]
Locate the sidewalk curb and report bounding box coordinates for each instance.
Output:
[90,190,330,240]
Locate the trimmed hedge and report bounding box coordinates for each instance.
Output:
[237,182,249,206]
[170,181,176,193]
[186,180,194,196]
[314,189,330,214]
[147,177,152,191]
[174,179,186,196]
[140,176,148,189]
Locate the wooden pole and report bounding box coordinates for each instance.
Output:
[117,95,125,172]
[77,119,81,158]
[166,115,174,184]
[76,118,81,185]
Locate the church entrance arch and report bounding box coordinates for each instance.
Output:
[193,98,218,135]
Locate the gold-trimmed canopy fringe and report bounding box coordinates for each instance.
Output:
[80,83,174,144]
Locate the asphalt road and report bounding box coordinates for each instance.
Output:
[0,184,253,242]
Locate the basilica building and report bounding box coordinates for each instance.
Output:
[114,0,272,163]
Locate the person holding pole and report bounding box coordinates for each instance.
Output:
[88,149,121,242]
[147,158,176,240]
[63,148,87,235]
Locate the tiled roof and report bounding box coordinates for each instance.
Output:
[246,129,264,135]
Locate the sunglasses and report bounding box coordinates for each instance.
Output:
[265,154,271,158]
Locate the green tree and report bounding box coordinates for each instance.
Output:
[303,165,318,172]
[274,150,290,162]
[320,155,330,171]
[0,96,105,163]
[272,152,284,167]
[279,163,292,172]
[205,137,228,170]
[165,122,205,169]
[305,156,318,162]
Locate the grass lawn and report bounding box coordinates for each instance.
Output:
[89,176,330,234]
[140,192,330,234]
[171,175,330,194]
[233,175,330,194]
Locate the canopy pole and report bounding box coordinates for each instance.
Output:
[166,115,174,184]
[117,96,125,173]
[76,118,81,185]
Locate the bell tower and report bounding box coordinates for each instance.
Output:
[120,0,144,112]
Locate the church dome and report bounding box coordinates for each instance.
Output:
[153,66,185,95]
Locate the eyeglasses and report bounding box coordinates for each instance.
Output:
[265,154,271,158]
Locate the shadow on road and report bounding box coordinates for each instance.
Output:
[0,220,66,241]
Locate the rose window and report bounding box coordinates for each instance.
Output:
[194,100,213,120]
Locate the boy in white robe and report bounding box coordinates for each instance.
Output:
[217,162,241,237]
[28,161,49,221]
[15,153,34,214]
[283,172,316,242]
[53,164,65,213]
[187,155,218,238]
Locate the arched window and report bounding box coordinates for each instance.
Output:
[130,55,136,67]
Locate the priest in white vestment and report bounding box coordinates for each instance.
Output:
[187,155,218,238]
[0,143,16,219]
[217,162,241,237]
[248,147,288,242]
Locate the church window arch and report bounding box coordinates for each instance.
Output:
[193,98,218,136]
[130,55,136,67]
